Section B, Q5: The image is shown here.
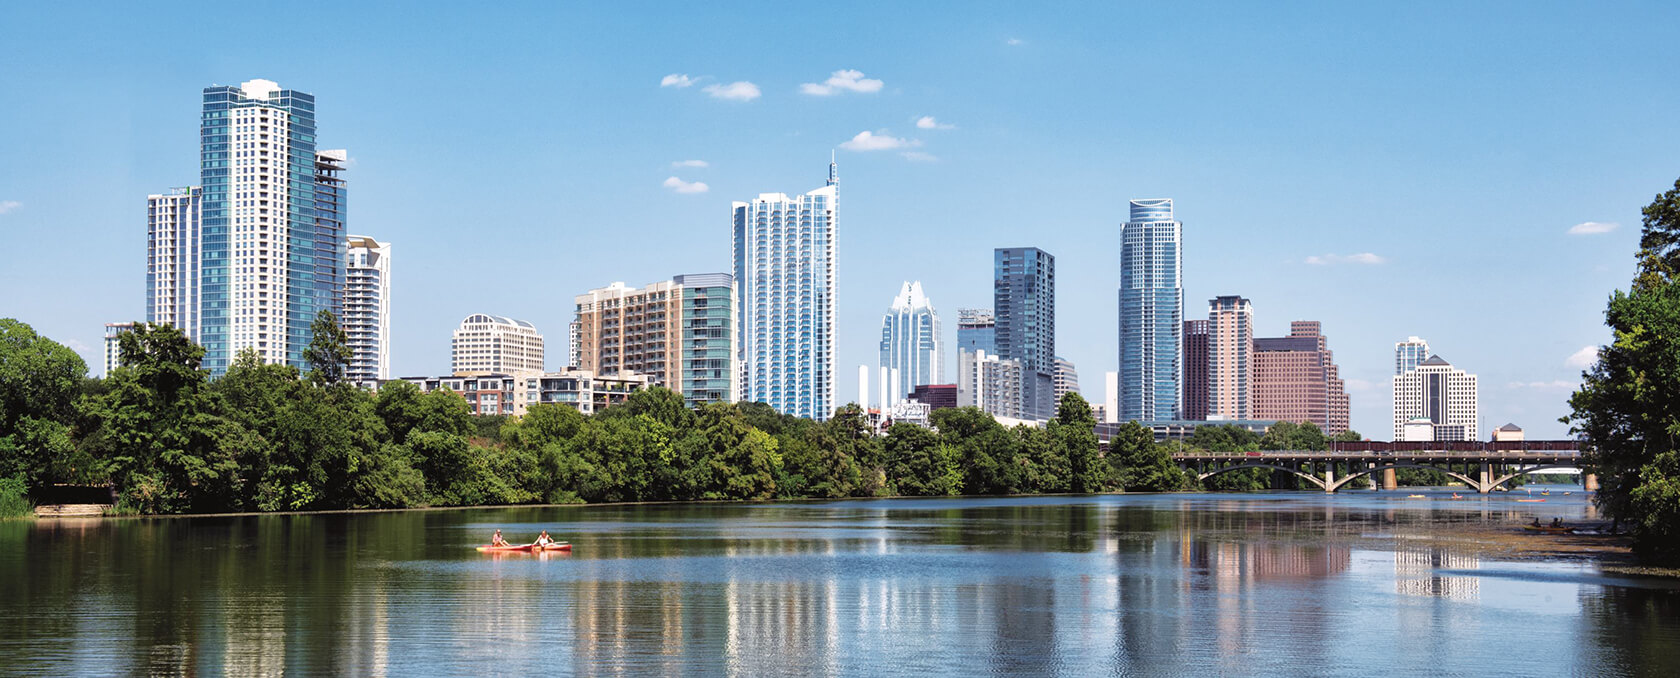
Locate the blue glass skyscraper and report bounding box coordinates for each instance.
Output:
[197,79,343,374]
[993,247,1056,420]
[1118,199,1183,422]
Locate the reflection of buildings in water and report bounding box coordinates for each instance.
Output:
[724,578,840,676]
[1189,540,1354,584]
[988,578,1056,676]
[335,575,390,677]
[221,595,287,676]
[1394,547,1480,600]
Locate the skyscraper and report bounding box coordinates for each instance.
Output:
[1181,319,1210,421]
[1253,321,1350,434]
[732,161,837,419]
[103,322,134,376]
[451,314,545,375]
[1395,336,1430,375]
[198,79,343,374]
[1118,199,1183,423]
[1208,295,1252,420]
[994,247,1056,420]
[344,235,390,388]
[879,281,943,404]
[956,308,995,354]
[1393,354,1479,441]
[146,187,201,339]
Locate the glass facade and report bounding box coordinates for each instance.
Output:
[199,80,334,375]
[1118,199,1183,423]
[676,273,738,408]
[993,247,1056,420]
[731,163,837,420]
[878,281,943,404]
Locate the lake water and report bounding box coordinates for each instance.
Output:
[3,490,1677,676]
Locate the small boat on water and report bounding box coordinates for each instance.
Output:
[1407,494,1426,499]
[1515,498,1546,503]
[476,542,573,553]
[1451,493,1463,499]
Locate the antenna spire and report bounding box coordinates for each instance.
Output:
[828,151,838,187]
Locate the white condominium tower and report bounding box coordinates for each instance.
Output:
[1393,354,1479,441]
[452,314,545,375]
[878,281,943,405]
[732,160,838,420]
[198,79,345,374]
[345,235,391,388]
[146,187,202,338]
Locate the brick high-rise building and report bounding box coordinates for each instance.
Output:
[1252,320,1350,435]
[1181,320,1209,420]
[1207,296,1252,420]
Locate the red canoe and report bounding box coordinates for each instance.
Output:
[475,542,572,553]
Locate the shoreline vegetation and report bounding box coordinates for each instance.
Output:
[5,179,1680,563]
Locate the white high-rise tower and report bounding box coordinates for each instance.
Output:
[732,161,838,420]
[345,235,390,388]
[878,281,943,404]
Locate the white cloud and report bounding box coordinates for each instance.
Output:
[1304,252,1386,265]
[0,200,20,214]
[64,338,91,353]
[671,160,709,168]
[1565,345,1599,369]
[1568,221,1618,235]
[915,116,954,130]
[1507,380,1578,391]
[799,69,884,96]
[702,81,761,101]
[901,151,939,162]
[660,73,695,88]
[1006,38,1025,46]
[839,130,920,151]
[662,176,709,194]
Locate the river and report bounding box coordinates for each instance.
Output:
[2,489,1677,676]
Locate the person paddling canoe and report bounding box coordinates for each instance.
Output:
[535,530,553,546]
[491,529,510,547]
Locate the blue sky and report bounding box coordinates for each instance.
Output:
[3,1,1677,438]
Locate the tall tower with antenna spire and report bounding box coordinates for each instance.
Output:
[732,159,840,419]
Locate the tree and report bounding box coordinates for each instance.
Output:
[1567,177,1680,561]
[1111,421,1184,492]
[1052,393,1104,493]
[303,310,352,387]
[882,423,962,496]
[0,319,90,491]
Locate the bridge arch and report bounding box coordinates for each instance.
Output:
[1326,462,1480,493]
[1197,463,1327,491]
[1490,464,1583,491]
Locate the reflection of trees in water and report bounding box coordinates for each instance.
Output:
[1578,585,1680,675]
[1394,547,1479,600]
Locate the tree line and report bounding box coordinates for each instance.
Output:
[1,311,1382,516]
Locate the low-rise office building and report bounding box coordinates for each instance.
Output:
[523,368,653,415]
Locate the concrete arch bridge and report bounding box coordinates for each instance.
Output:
[1165,441,1589,494]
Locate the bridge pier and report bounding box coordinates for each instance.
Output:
[1478,462,1491,494]
[1324,464,1336,493]
[1382,467,1397,490]
[1584,473,1598,492]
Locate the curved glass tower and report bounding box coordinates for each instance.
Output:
[1118,199,1183,422]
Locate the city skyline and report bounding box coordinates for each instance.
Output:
[3,3,1672,437]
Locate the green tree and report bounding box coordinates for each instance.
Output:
[1052,393,1104,493]
[1111,421,1184,492]
[0,319,90,490]
[882,423,962,496]
[1567,177,1680,560]
[303,310,352,387]
[932,407,1023,495]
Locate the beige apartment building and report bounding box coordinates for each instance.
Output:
[1208,295,1252,420]
[451,314,545,375]
[570,274,738,407]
